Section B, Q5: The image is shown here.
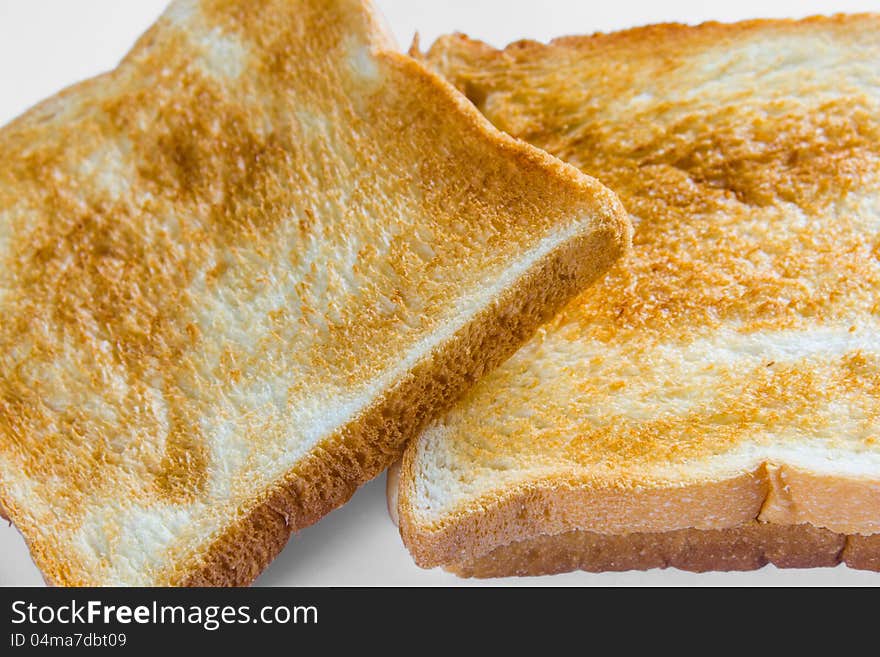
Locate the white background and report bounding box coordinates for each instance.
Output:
[0,0,878,586]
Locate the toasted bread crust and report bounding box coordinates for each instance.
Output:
[449,522,880,578]
[180,223,625,585]
[475,14,876,55]
[397,463,880,569]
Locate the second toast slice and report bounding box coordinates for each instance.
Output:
[394,16,880,575]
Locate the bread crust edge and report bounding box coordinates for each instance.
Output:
[448,522,880,578]
[397,464,880,569]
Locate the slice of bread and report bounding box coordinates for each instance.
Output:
[0,0,629,586]
[394,16,880,575]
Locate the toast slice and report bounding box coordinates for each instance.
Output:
[393,16,880,576]
[0,0,630,586]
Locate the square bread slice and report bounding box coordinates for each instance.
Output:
[0,0,629,586]
[393,15,880,576]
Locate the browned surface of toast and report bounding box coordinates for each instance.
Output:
[0,0,628,585]
[182,227,616,585]
[395,16,880,575]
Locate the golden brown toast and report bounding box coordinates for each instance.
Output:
[0,0,629,585]
[393,16,880,575]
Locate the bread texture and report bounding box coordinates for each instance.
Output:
[0,0,629,586]
[395,15,880,575]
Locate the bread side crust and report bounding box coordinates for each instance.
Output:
[448,522,880,578]
[397,463,880,569]
[398,463,764,568]
[386,461,401,528]
[423,14,879,64]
